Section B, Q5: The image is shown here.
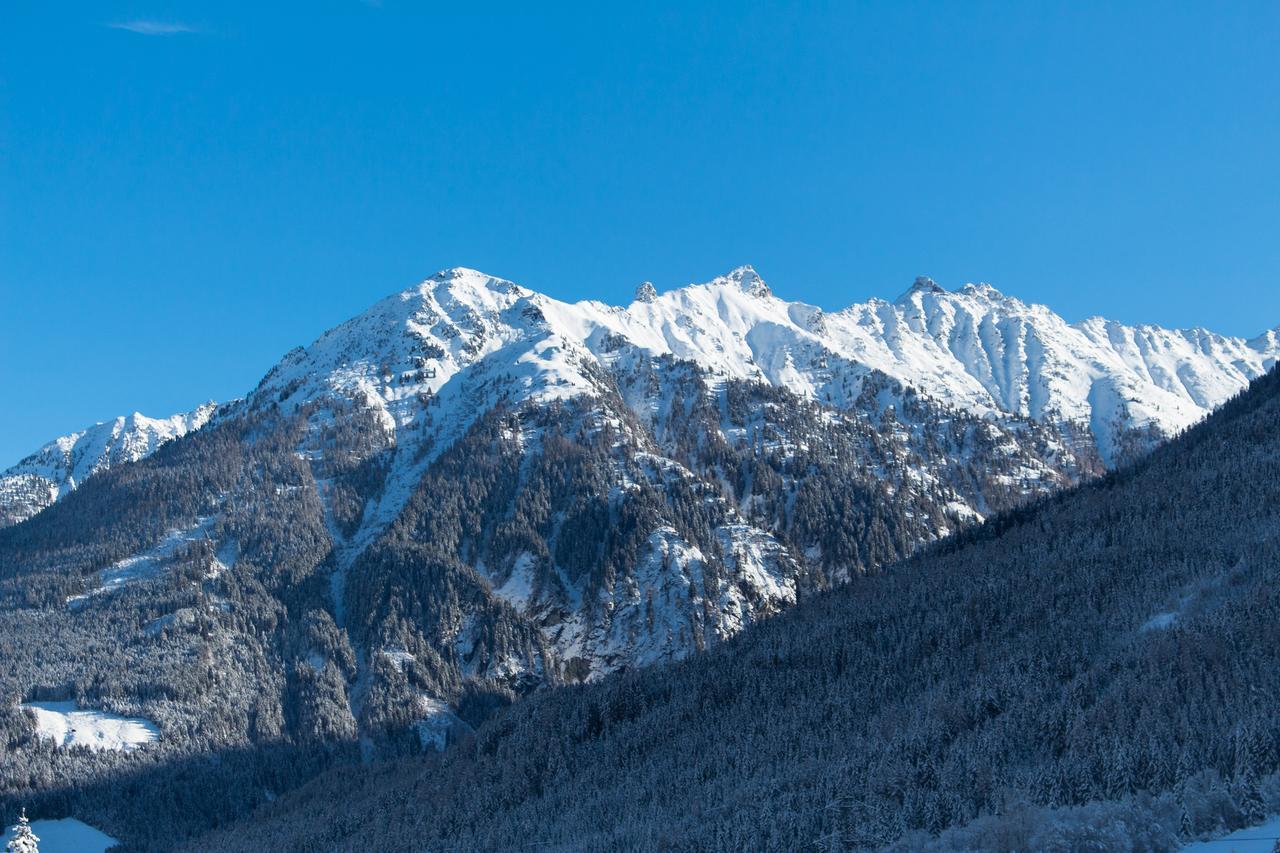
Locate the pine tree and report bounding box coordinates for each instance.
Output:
[1179,794,1194,839]
[6,810,39,853]
[1237,773,1265,827]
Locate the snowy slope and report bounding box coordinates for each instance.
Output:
[16,819,119,853]
[0,403,216,526]
[8,267,1270,531]
[1182,815,1280,851]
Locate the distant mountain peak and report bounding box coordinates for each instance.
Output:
[634,281,658,303]
[0,402,216,527]
[715,264,771,298]
[958,281,1004,299]
[894,276,947,305]
[423,267,526,299]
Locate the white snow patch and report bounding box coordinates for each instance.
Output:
[413,696,467,751]
[944,500,984,523]
[144,607,200,637]
[23,701,159,752]
[379,648,415,672]
[1141,611,1179,631]
[493,552,537,609]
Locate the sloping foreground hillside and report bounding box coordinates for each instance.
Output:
[187,367,1280,851]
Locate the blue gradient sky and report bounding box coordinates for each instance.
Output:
[3,2,1279,462]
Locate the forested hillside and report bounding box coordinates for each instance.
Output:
[186,366,1280,851]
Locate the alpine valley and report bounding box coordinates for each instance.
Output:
[0,267,1276,850]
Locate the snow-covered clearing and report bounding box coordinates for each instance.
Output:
[23,701,159,751]
[9,818,119,853]
[493,552,537,609]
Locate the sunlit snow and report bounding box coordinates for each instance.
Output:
[23,701,159,752]
[0,403,215,526]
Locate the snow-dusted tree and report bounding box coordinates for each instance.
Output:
[6,810,38,853]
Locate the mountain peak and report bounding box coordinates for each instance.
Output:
[895,276,947,303]
[0,402,216,527]
[429,266,520,289]
[716,265,771,298]
[432,266,487,280]
[958,282,1004,300]
[414,268,528,307]
[634,281,658,303]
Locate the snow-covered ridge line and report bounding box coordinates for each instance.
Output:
[252,265,1278,469]
[0,402,217,527]
[5,266,1272,529]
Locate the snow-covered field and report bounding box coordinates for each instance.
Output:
[9,818,119,853]
[23,701,159,751]
[1183,816,1280,851]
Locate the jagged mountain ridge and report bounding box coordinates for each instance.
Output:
[246,265,1280,468]
[5,266,1272,530]
[0,403,216,527]
[221,267,1277,684]
[2,267,1274,681]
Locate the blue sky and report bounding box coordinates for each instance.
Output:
[2,2,1279,463]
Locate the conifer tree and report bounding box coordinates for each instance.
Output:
[6,810,39,853]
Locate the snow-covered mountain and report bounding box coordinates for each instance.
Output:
[0,404,216,527]
[221,266,1275,686]
[3,266,1276,844]
[9,266,1269,533]
[853,276,1279,463]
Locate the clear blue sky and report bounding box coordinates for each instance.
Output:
[3,2,1279,463]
